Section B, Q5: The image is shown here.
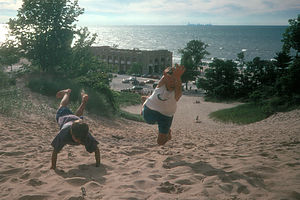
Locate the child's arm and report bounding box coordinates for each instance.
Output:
[95,146,100,167]
[50,150,58,170]
[157,75,167,88]
[174,78,183,101]
[173,65,185,101]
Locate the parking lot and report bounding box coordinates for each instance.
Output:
[110,73,199,95]
[110,74,159,94]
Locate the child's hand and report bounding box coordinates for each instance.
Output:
[173,65,185,79]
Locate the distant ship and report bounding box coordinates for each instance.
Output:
[187,23,213,26]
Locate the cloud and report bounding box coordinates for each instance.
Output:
[0,0,299,25]
[0,0,22,10]
[79,0,300,14]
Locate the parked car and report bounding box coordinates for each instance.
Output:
[144,79,155,84]
[131,73,141,77]
[132,79,140,85]
[151,75,161,79]
[121,88,131,92]
[128,77,137,81]
[131,86,143,91]
[138,81,145,86]
[122,79,130,83]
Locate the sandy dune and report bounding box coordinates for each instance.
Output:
[0,91,299,200]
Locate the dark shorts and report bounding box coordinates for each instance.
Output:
[142,105,173,134]
[56,107,73,122]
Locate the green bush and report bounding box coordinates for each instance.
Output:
[0,71,16,88]
[113,91,141,107]
[27,75,114,117]
[209,103,270,124]
[27,75,81,101]
[0,87,23,116]
[119,110,144,122]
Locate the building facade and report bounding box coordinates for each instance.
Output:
[91,46,172,74]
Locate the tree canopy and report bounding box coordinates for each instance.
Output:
[179,40,209,89]
[197,59,238,99]
[282,14,300,56]
[8,0,84,72]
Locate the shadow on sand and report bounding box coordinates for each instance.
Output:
[55,163,108,185]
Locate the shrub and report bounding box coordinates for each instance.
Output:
[0,87,23,116]
[0,71,16,88]
[27,75,115,117]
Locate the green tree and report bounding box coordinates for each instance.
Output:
[7,0,84,72]
[68,27,98,77]
[273,51,292,76]
[282,14,300,56]
[127,63,143,75]
[235,57,277,99]
[236,51,245,67]
[197,59,238,99]
[179,40,209,89]
[0,42,20,71]
[246,57,277,88]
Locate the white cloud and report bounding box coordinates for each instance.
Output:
[79,0,300,15]
[0,0,22,10]
[1,0,299,25]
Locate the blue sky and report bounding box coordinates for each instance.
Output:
[0,0,299,25]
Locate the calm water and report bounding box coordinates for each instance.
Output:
[0,24,287,63]
[90,25,287,63]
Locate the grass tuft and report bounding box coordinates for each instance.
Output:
[209,103,270,124]
[119,110,144,122]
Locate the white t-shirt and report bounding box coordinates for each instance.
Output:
[145,85,177,117]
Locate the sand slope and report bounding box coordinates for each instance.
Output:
[0,93,300,200]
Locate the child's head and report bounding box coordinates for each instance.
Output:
[164,67,176,91]
[70,120,89,144]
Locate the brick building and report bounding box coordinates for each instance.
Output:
[91,46,172,74]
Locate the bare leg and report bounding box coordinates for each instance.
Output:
[56,89,71,109]
[157,129,172,145]
[75,91,88,117]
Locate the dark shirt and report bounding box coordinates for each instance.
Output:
[51,115,99,153]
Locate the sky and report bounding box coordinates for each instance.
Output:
[0,0,299,26]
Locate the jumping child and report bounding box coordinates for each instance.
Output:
[142,65,185,145]
[50,89,100,170]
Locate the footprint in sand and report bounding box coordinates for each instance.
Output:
[157,181,185,194]
[18,194,49,200]
[27,178,46,186]
[148,174,162,180]
[66,177,89,186]
[175,179,194,185]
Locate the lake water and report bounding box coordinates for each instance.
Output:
[0,24,287,63]
[89,25,287,63]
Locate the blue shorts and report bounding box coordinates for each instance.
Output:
[56,107,73,122]
[142,105,173,134]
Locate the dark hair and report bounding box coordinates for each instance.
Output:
[71,121,89,143]
[165,67,174,75]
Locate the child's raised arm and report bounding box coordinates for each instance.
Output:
[95,146,100,167]
[50,150,58,170]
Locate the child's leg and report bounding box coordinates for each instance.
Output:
[75,91,88,117]
[56,89,71,109]
[157,129,171,145]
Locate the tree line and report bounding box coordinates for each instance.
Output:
[179,15,300,108]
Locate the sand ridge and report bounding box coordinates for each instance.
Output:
[0,92,299,199]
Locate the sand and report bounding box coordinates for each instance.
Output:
[0,89,300,200]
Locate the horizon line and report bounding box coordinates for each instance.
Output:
[0,23,289,26]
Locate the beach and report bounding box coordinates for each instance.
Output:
[0,89,300,200]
